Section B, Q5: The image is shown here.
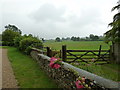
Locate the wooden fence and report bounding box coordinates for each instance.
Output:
[43,45,110,63]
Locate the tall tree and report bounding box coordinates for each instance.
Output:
[104,3,120,43]
[89,34,94,41]
[104,1,120,64]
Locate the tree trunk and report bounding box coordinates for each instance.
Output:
[113,43,120,64]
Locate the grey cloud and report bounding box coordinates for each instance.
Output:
[31,3,66,22]
[1,0,116,39]
[29,4,106,39]
[68,7,103,28]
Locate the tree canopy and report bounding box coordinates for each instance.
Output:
[104,3,120,43]
[55,37,61,42]
[5,24,22,34]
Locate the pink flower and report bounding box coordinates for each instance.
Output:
[50,57,58,62]
[49,57,61,69]
[49,62,55,68]
[75,80,84,88]
[53,64,61,69]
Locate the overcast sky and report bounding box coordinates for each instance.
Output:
[0,0,118,39]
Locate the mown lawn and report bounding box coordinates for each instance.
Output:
[4,46,58,88]
[44,41,120,82]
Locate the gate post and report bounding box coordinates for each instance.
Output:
[62,45,67,62]
[46,47,51,57]
[98,45,102,60]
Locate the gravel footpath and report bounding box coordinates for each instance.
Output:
[0,49,2,89]
[1,49,18,88]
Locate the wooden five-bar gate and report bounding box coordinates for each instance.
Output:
[62,45,110,63]
[44,45,110,63]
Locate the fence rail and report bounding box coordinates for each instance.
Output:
[66,50,109,52]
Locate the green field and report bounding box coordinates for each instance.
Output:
[44,41,110,50]
[44,41,120,82]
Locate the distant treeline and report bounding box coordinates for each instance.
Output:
[55,34,104,42]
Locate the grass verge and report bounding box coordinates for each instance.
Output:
[6,46,58,88]
[71,63,120,82]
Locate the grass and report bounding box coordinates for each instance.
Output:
[44,41,120,82]
[71,63,120,82]
[3,46,58,88]
[44,41,110,50]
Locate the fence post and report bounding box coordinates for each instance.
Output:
[98,45,102,59]
[46,47,51,57]
[59,50,61,58]
[62,45,67,62]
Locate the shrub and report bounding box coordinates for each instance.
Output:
[19,37,43,53]
[25,46,32,55]
[31,43,43,49]
[14,36,23,47]
[2,30,20,46]
[2,41,15,46]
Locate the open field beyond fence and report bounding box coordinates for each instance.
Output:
[44,41,110,50]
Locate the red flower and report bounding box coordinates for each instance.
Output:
[75,80,84,88]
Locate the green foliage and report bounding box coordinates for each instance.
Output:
[5,24,22,34]
[70,35,100,41]
[2,30,20,46]
[2,24,43,55]
[104,3,120,43]
[31,42,43,49]
[19,37,43,53]
[71,36,80,41]
[0,34,2,41]
[55,37,61,42]
[89,34,99,41]
[14,36,23,47]
[23,34,34,38]
[25,46,32,55]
